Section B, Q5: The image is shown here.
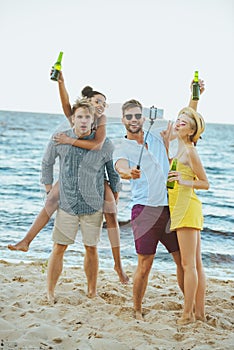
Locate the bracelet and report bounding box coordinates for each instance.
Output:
[46,190,51,195]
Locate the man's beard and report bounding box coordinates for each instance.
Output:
[125,124,142,134]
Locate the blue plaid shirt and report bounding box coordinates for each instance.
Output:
[41,128,121,215]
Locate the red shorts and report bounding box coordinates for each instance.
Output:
[131,204,179,255]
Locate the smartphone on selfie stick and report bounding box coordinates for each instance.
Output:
[136,106,163,169]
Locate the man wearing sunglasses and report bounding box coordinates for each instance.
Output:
[114,81,204,320]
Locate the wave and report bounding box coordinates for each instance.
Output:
[204,214,234,222]
[202,251,234,264]
[203,203,234,210]
[202,227,234,237]
[149,249,234,265]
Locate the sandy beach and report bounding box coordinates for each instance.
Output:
[0,260,233,350]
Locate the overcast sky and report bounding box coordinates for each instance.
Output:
[0,0,233,124]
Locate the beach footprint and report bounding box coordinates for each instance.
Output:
[99,290,127,304]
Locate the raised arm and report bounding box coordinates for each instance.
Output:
[167,78,206,143]
[57,71,73,125]
[188,79,205,111]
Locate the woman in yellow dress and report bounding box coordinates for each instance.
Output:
[168,107,209,325]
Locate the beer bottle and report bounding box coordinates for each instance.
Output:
[50,51,63,81]
[192,70,200,100]
[167,158,177,189]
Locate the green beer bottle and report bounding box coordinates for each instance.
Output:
[51,51,63,81]
[167,158,177,189]
[192,70,200,100]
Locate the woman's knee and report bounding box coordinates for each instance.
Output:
[104,212,118,226]
[45,191,59,212]
[181,258,196,271]
[103,199,117,214]
[196,256,204,273]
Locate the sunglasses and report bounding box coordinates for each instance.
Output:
[124,113,142,121]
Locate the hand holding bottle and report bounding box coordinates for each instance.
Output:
[50,51,63,81]
[192,71,200,100]
[167,158,177,189]
[190,76,205,96]
[50,69,64,83]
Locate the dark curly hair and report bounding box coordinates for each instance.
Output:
[81,86,106,100]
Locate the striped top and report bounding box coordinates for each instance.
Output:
[41,128,121,215]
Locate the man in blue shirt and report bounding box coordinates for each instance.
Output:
[41,99,120,303]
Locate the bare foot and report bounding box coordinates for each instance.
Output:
[47,293,55,305]
[114,266,129,284]
[8,239,30,252]
[135,311,144,321]
[195,314,206,322]
[87,290,98,299]
[177,314,195,325]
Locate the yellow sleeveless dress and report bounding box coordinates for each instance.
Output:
[168,160,203,230]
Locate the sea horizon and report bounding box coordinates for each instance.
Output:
[0,108,233,126]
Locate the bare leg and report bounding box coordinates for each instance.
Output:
[133,254,154,320]
[176,228,198,325]
[47,243,67,304]
[171,250,184,294]
[84,245,99,298]
[104,212,129,284]
[194,231,206,321]
[103,182,128,284]
[8,182,59,252]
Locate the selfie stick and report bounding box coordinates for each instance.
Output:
[136,106,157,170]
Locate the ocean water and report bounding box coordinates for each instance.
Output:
[0,110,234,280]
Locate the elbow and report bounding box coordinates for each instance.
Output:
[204,181,210,190]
